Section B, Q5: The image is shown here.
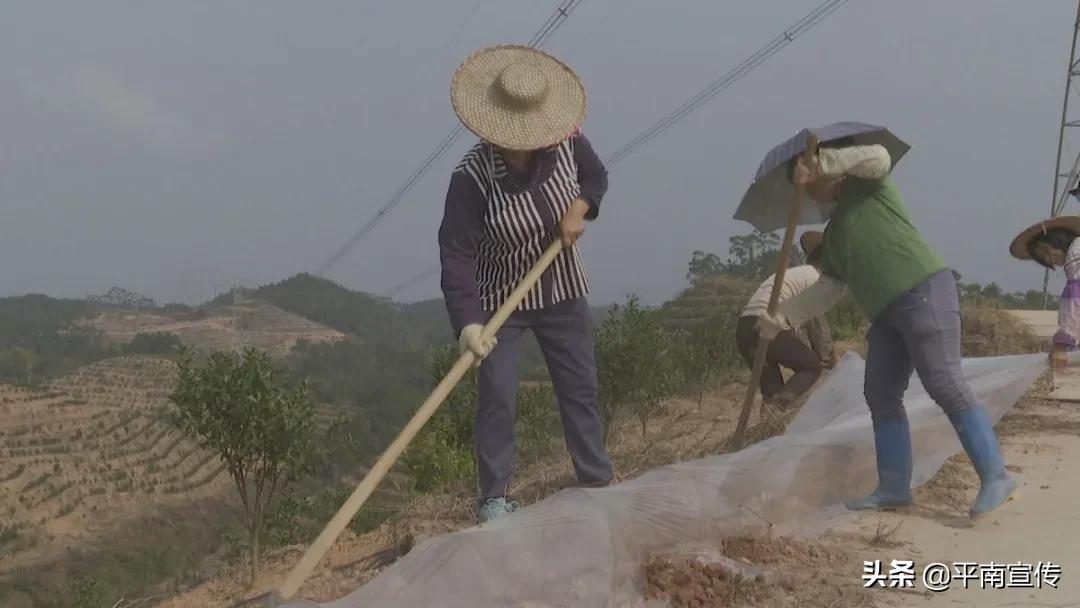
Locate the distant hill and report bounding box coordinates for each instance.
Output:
[398,298,455,347]
[80,299,344,358]
[230,273,409,344]
[245,273,610,387]
[660,274,753,329]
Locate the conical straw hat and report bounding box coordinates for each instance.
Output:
[1009,215,1080,259]
[451,45,586,151]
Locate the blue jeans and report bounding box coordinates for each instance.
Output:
[864,270,978,423]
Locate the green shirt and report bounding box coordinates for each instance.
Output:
[820,176,947,321]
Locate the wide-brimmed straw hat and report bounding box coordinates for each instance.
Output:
[451,45,586,151]
[800,230,824,258]
[1009,216,1080,259]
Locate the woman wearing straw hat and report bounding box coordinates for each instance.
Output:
[1009,215,1080,369]
[735,230,840,409]
[438,45,613,523]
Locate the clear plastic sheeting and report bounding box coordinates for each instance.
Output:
[286,352,1047,608]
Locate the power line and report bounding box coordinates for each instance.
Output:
[386,0,852,298]
[383,266,441,298]
[315,125,465,277]
[604,0,849,167]
[314,0,584,278]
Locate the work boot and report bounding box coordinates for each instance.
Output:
[478,497,519,524]
[845,419,914,511]
[948,407,1018,519]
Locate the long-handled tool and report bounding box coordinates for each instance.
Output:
[731,133,818,446]
[269,239,564,605]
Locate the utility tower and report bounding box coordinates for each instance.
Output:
[1043,1,1080,307]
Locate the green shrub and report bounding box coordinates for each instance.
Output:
[401,346,477,492]
[822,292,866,340]
[671,309,742,403]
[514,383,559,465]
[595,296,681,443]
[123,332,183,355]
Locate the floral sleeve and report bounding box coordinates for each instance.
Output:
[1054,239,1080,349]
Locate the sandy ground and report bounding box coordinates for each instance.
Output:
[640,376,1080,608]
[835,398,1080,608]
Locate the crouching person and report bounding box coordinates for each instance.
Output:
[735,231,844,409]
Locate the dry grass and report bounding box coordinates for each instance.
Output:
[866,519,904,549]
[960,306,1043,357]
[826,306,1041,360]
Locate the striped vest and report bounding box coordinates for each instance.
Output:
[456,137,590,313]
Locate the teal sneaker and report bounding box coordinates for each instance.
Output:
[478,497,519,524]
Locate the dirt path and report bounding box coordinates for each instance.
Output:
[640,379,1080,608]
[825,393,1080,608]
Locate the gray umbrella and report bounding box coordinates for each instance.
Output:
[734,122,910,232]
[729,122,909,445]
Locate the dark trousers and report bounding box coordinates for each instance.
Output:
[476,297,613,503]
[864,270,977,423]
[735,315,822,400]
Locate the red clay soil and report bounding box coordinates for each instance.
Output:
[643,554,768,608]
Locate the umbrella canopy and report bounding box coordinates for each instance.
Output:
[733,122,910,232]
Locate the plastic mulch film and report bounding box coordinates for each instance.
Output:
[284,352,1047,608]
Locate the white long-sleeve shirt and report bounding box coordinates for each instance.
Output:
[741,265,847,330]
[818,144,891,179]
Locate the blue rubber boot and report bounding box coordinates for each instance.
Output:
[949,407,1018,519]
[845,419,914,511]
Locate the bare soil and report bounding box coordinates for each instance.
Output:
[642,535,876,608]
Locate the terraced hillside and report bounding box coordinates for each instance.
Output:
[79,298,345,358]
[660,274,753,328]
[0,356,232,571]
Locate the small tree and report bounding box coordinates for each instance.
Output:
[169,347,315,586]
[515,382,559,465]
[687,250,723,284]
[402,345,477,491]
[981,282,1004,302]
[595,296,679,443]
[674,311,740,405]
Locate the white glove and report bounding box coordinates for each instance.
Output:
[756,312,784,341]
[459,324,497,367]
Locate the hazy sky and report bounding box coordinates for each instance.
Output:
[1,1,1077,306]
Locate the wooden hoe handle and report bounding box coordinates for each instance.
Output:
[731,132,819,445]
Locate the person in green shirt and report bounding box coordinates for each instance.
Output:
[756,137,1017,520]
